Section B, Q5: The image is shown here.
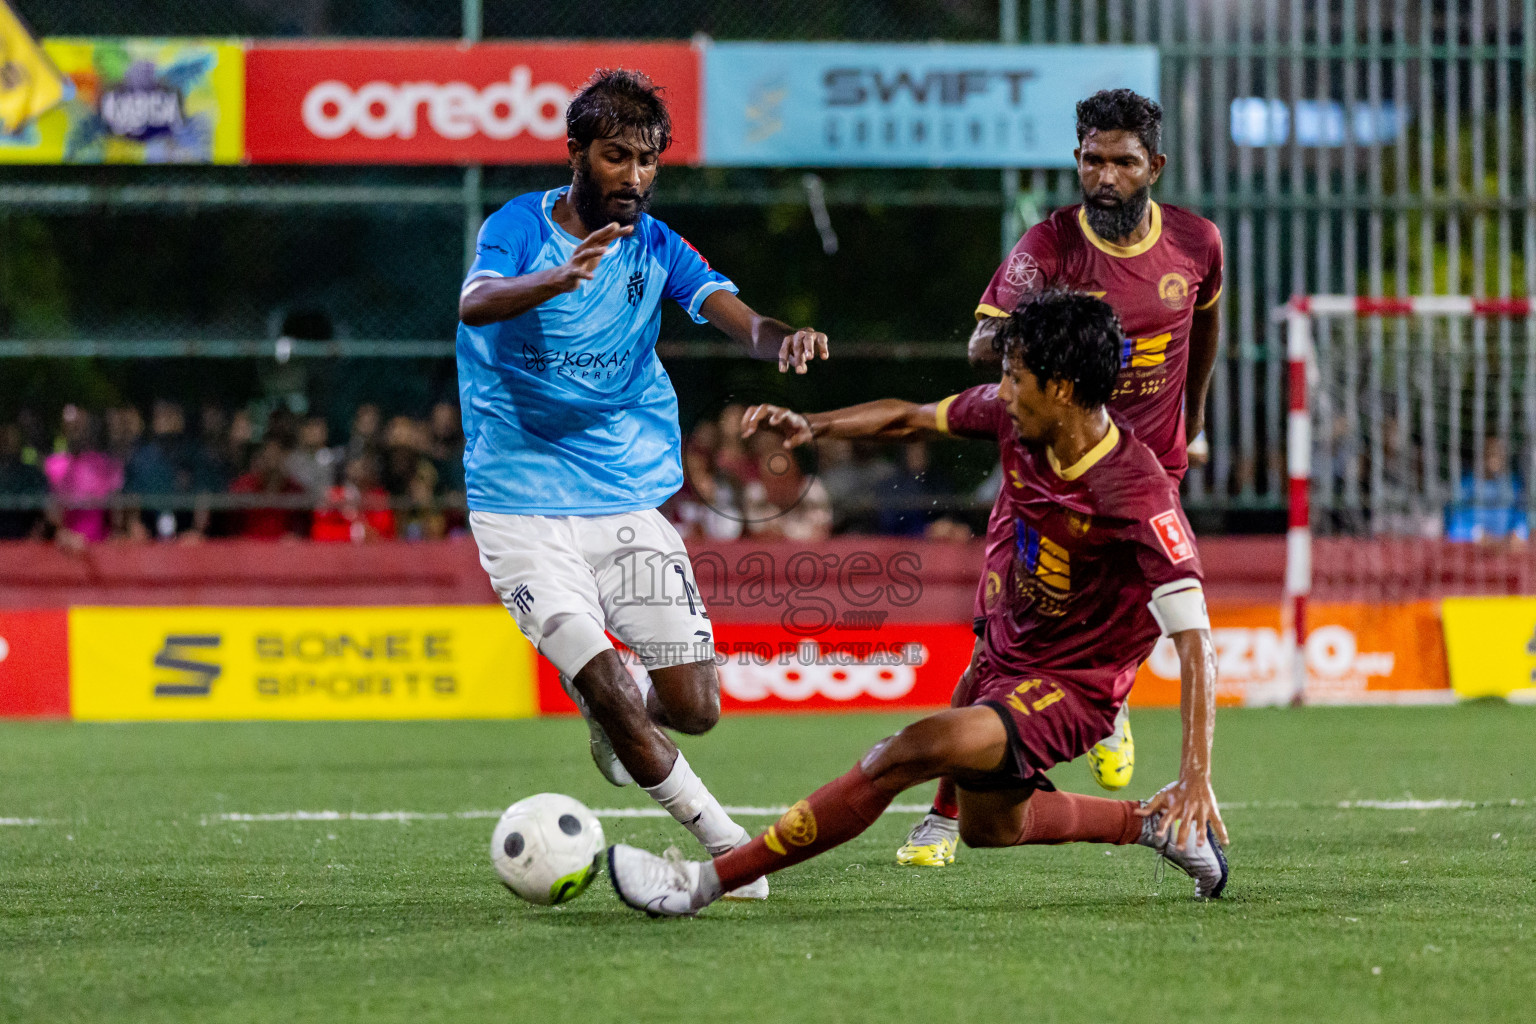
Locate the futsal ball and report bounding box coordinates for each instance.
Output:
[490,793,605,906]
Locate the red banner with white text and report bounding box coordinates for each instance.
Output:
[245,41,700,165]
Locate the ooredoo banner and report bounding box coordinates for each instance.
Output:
[245,41,700,165]
[68,606,538,721]
[537,622,978,715]
[1132,601,1449,707]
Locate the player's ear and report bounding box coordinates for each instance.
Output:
[1047,378,1075,408]
[1147,152,1167,183]
[566,138,584,167]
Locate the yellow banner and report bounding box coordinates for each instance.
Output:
[0,2,68,133]
[69,606,537,721]
[0,38,243,164]
[1440,596,1536,699]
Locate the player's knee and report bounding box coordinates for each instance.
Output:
[666,692,719,735]
[957,814,1016,849]
[881,723,952,779]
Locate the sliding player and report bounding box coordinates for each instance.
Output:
[457,69,829,899]
[898,91,1226,867]
[608,291,1228,916]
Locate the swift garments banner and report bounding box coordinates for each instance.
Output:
[245,41,701,164]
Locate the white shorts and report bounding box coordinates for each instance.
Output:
[470,508,715,679]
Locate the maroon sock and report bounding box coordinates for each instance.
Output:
[714,763,895,892]
[931,776,959,819]
[1015,790,1142,846]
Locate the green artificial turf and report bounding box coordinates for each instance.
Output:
[1,705,1531,1023]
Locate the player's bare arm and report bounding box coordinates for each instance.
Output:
[458,221,632,327]
[1184,301,1220,457]
[700,290,829,374]
[739,398,943,448]
[1136,626,1227,847]
[967,314,1003,365]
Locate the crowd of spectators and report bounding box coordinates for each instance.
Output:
[0,400,466,546]
[663,403,975,544]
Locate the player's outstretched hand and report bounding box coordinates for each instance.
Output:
[740,404,814,448]
[778,328,830,374]
[553,222,633,293]
[1136,775,1229,848]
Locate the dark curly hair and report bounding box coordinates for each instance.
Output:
[1075,88,1163,157]
[993,291,1124,410]
[566,68,672,153]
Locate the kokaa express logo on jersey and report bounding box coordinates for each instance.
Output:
[1158,272,1190,310]
[521,344,632,380]
[1150,509,1195,563]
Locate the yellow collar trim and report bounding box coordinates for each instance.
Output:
[1077,201,1162,258]
[1047,421,1119,481]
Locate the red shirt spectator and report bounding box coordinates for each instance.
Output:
[228,439,307,539]
[311,454,395,542]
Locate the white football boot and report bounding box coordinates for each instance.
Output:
[558,673,633,787]
[1137,805,1229,899]
[608,844,711,917]
[896,811,960,866]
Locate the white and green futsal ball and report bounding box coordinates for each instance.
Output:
[490,793,605,906]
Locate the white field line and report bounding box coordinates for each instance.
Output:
[194,798,1531,825]
[0,817,52,826]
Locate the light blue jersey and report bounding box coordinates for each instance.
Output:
[457,188,738,515]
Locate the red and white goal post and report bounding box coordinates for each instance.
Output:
[1278,295,1535,705]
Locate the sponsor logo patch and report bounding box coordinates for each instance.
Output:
[1150,509,1195,563]
[1158,272,1190,309]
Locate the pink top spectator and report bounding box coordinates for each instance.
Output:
[43,451,123,542]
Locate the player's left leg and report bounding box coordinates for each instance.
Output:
[609,705,1010,917]
[581,510,764,896]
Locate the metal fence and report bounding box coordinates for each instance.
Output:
[2,0,1532,517]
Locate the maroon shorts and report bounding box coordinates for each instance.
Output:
[953,648,1119,793]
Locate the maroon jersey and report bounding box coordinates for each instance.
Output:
[938,384,1203,709]
[976,201,1223,483]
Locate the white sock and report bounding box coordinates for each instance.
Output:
[693,861,725,910]
[642,751,749,855]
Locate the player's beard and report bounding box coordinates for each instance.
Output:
[571,154,654,229]
[1081,183,1151,243]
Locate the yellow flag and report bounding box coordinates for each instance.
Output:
[0,0,67,134]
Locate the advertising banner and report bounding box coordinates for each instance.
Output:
[0,2,70,133]
[69,606,537,721]
[245,41,700,165]
[0,38,243,164]
[1132,601,1449,707]
[703,42,1158,167]
[537,622,978,715]
[0,610,69,717]
[1440,596,1536,699]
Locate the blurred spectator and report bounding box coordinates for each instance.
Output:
[43,406,122,547]
[428,401,466,496]
[123,400,199,540]
[400,462,447,541]
[667,419,744,540]
[1445,434,1529,542]
[818,438,896,534]
[312,454,395,542]
[191,404,235,494]
[878,442,938,536]
[382,415,431,497]
[225,409,256,475]
[105,405,143,463]
[228,439,308,540]
[715,403,755,488]
[0,423,47,540]
[285,416,339,495]
[346,403,383,461]
[742,432,831,542]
